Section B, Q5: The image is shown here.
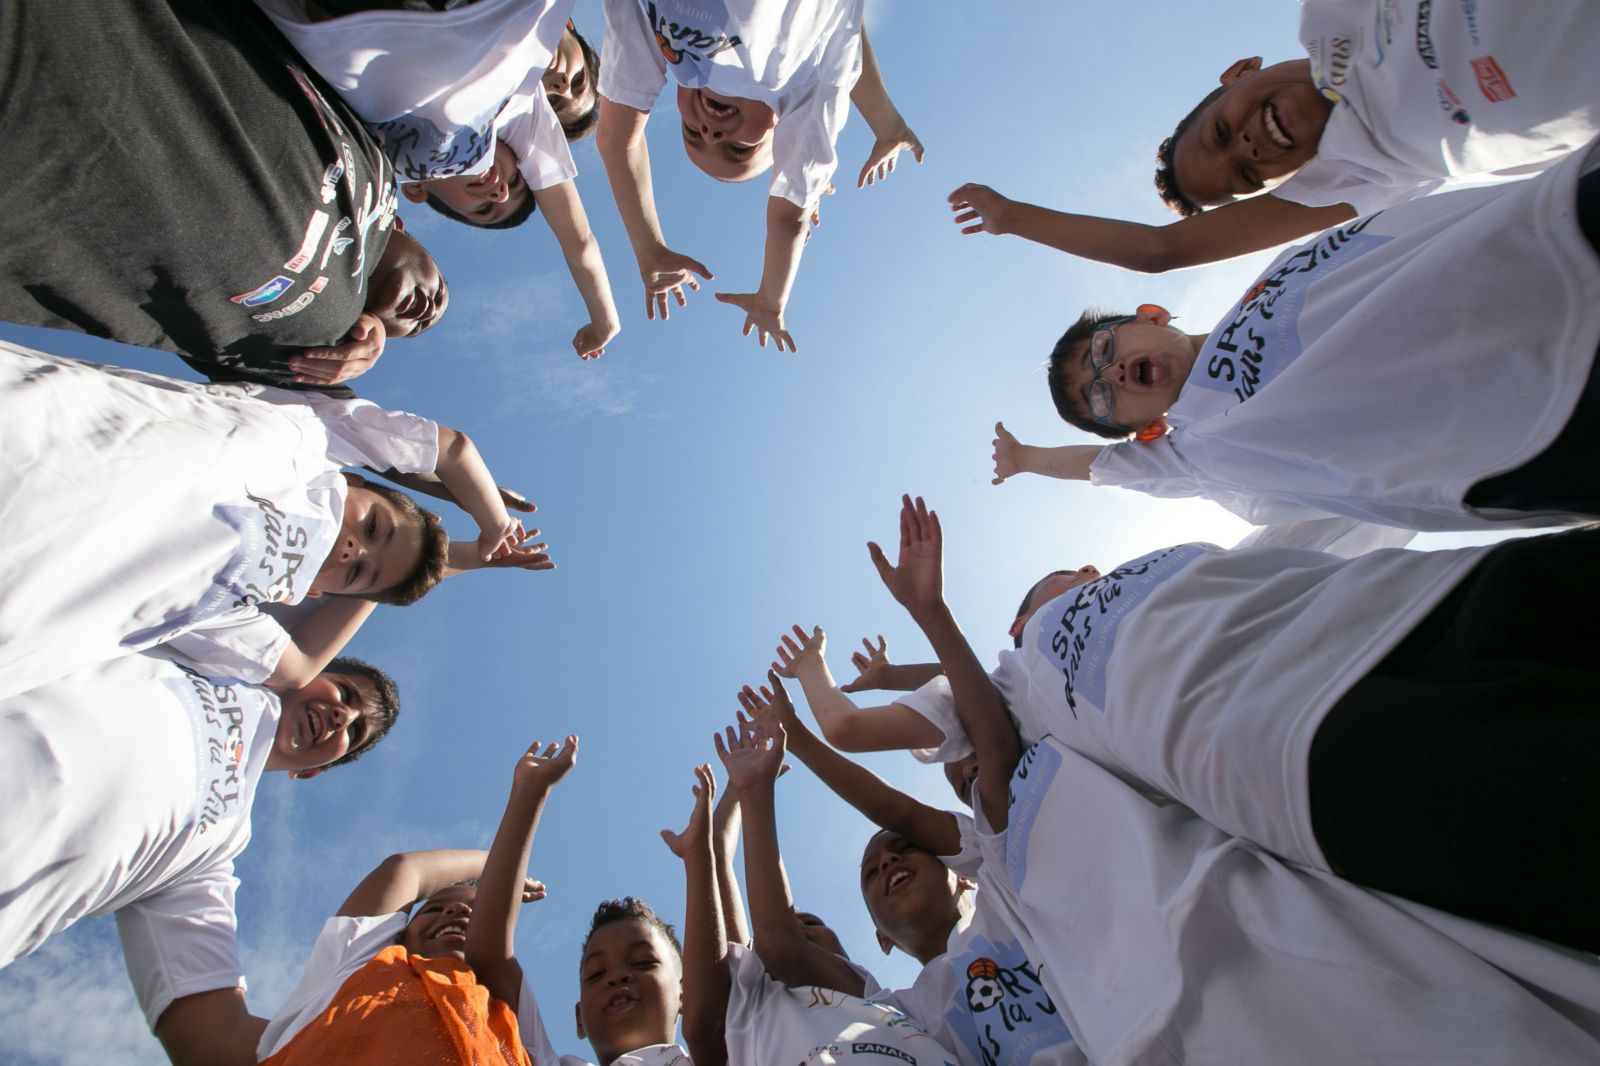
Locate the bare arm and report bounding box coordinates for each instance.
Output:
[661,766,730,1066]
[847,28,923,189]
[711,785,751,947]
[154,987,268,1066]
[950,186,1355,273]
[774,626,947,754]
[714,196,809,352]
[531,178,622,359]
[264,598,377,691]
[434,425,518,562]
[337,850,491,917]
[991,422,1101,485]
[839,635,944,694]
[467,737,578,1010]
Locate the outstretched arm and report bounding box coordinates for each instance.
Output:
[155,987,268,1066]
[434,425,522,563]
[661,765,730,1066]
[532,179,622,360]
[772,625,946,753]
[711,784,751,948]
[265,598,378,691]
[444,527,554,577]
[744,671,961,857]
[468,736,579,1009]
[949,185,1355,273]
[338,849,493,917]
[721,696,866,995]
[840,635,943,694]
[849,28,923,189]
[991,422,1101,485]
[596,96,713,321]
[364,470,538,519]
[715,195,808,352]
[870,496,1019,828]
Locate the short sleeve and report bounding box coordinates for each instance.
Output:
[944,811,985,878]
[497,77,579,191]
[1272,155,1442,215]
[894,677,974,765]
[768,80,852,208]
[115,863,244,1030]
[257,912,410,1058]
[162,611,290,685]
[1088,438,1201,497]
[599,0,667,112]
[297,394,441,473]
[1232,516,1415,557]
[514,969,564,1065]
[724,943,773,1032]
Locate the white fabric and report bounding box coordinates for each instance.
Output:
[1092,141,1600,531]
[558,1044,692,1066]
[724,942,955,1064]
[258,911,563,1061]
[1276,0,1600,214]
[1000,739,1600,1065]
[0,344,438,697]
[0,653,276,1028]
[598,0,862,207]
[495,68,583,190]
[874,814,1082,1066]
[256,0,577,185]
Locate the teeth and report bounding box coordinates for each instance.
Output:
[1264,105,1292,149]
[887,870,911,891]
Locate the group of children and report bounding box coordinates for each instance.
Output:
[1,0,1598,1063]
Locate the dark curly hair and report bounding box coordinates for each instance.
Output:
[581,897,683,968]
[1153,83,1228,217]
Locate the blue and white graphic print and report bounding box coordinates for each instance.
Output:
[1005,741,1064,893]
[163,667,254,837]
[943,933,1072,1066]
[372,106,503,183]
[636,0,743,87]
[192,494,340,621]
[1190,216,1391,405]
[1035,545,1205,716]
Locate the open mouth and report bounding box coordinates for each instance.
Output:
[1134,358,1160,386]
[885,868,913,896]
[301,705,326,748]
[433,921,468,942]
[1263,103,1293,150]
[603,988,640,1014]
[698,90,736,119]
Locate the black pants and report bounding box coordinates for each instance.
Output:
[1464,165,1600,516]
[1308,526,1600,953]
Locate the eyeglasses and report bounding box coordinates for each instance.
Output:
[1083,315,1135,428]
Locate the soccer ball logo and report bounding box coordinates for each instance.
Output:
[965,957,1004,1012]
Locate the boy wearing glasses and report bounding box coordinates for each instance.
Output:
[991,135,1600,533]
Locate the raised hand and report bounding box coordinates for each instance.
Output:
[840,635,891,693]
[573,321,617,361]
[736,670,798,733]
[520,878,548,903]
[867,495,944,616]
[477,514,527,563]
[771,624,826,679]
[512,735,579,791]
[640,247,714,321]
[660,763,716,858]
[477,526,554,571]
[714,713,786,795]
[290,313,386,385]
[713,292,795,353]
[858,124,924,188]
[948,183,1013,237]
[992,421,1026,485]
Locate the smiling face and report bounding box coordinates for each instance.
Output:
[401,883,476,961]
[860,832,965,960]
[1173,58,1333,207]
[1056,306,1201,437]
[676,86,776,181]
[310,484,427,599]
[575,918,682,1061]
[365,226,449,337]
[545,26,596,130]
[267,670,382,776]
[403,140,529,227]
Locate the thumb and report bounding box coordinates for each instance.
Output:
[867,541,894,582]
[683,256,713,280]
[713,291,743,307]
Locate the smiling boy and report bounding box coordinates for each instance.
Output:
[571,898,693,1066]
[0,650,398,1063]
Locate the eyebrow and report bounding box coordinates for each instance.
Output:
[358,509,395,594]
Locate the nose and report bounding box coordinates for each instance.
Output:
[487,174,509,204]
[1079,565,1100,577]
[1241,131,1259,159]
[545,68,568,94]
[443,900,471,917]
[336,534,366,564]
[607,969,634,987]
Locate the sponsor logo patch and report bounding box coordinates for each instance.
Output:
[1471,54,1515,102]
[284,211,331,273]
[250,291,316,322]
[231,276,294,306]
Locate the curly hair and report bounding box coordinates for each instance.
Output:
[1152,83,1228,217]
[581,897,683,968]
[1047,307,1137,440]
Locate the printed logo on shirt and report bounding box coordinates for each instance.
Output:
[1307,33,1356,106]
[231,276,295,306]
[1457,0,1482,44]
[1435,78,1473,125]
[639,0,743,85]
[1414,0,1438,69]
[251,291,317,323]
[320,217,353,271]
[849,1045,915,1064]
[1037,545,1206,717]
[165,666,256,835]
[1004,741,1064,892]
[943,936,1072,1066]
[1191,215,1390,408]
[1470,55,1516,102]
[202,493,335,616]
[373,107,501,182]
[319,160,345,204]
[309,276,329,294]
[284,211,331,273]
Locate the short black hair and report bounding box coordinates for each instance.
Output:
[1012,570,1073,649]
[582,897,683,967]
[1153,83,1228,217]
[323,655,400,768]
[422,187,540,230]
[353,482,448,607]
[1047,307,1136,441]
[559,25,601,142]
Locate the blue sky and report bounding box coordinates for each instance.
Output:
[0,1,1525,1061]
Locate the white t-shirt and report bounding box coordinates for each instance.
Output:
[0,652,276,1028]
[258,911,564,1061]
[599,0,863,208]
[1276,0,1599,214]
[558,1044,692,1066]
[1092,140,1600,531]
[0,343,439,697]
[256,0,577,186]
[999,738,1600,1065]
[903,537,1489,870]
[873,814,1082,1066]
[723,942,956,1064]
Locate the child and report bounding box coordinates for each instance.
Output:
[799,494,1600,953]
[256,1,623,361]
[597,0,921,351]
[240,737,578,1064]
[949,0,1599,272]
[0,649,400,1064]
[571,897,693,1065]
[0,342,533,700]
[995,135,1600,532]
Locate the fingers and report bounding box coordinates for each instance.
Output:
[867,539,892,582]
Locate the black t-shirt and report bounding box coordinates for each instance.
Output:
[0,0,397,391]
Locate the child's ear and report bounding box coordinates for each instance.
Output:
[573,1002,586,1040]
[876,930,895,956]
[1218,56,1263,85]
[1134,303,1173,328]
[400,184,428,205]
[1008,614,1028,642]
[288,767,325,781]
[1134,417,1169,443]
[342,471,368,488]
